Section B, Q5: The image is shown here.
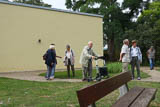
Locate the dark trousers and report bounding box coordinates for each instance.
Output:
[131,56,140,78]
[82,61,92,80]
[67,59,75,77]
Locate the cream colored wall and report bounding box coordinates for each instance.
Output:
[0,3,103,72]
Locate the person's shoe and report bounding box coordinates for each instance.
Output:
[50,76,54,80]
[82,79,86,81]
[137,77,141,80]
[90,78,93,81]
[46,78,50,80]
[45,75,48,79]
[87,78,93,82]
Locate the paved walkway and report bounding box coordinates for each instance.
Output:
[0,67,160,82]
[0,70,82,82]
[139,67,160,82]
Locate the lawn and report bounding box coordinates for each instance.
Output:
[0,77,160,107]
[156,69,160,72]
[0,62,154,107]
[40,62,150,79]
[40,69,150,79]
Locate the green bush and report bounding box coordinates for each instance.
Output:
[107,62,122,73]
[107,62,150,78]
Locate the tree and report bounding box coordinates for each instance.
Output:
[65,0,149,61]
[13,0,51,7]
[124,1,160,64]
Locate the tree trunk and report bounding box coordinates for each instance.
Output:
[108,37,115,61]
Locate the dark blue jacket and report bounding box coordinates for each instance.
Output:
[45,49,57,67]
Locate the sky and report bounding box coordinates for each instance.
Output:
[43,0,66,9]
[43,0,123,10]
[9,0,124,10]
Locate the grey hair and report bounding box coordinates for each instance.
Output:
[88,41,93,45]
[150,46,154,49]
[123,39,129,44]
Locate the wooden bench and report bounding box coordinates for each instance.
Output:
[76,72,157,107]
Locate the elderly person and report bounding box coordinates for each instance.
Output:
[147,46,155,70]
[130,40,142,80]
[80,41,98,81]
[119,39,130,98]
[64,45,75,77]
[45,44,57,80]
[44,44,62,80]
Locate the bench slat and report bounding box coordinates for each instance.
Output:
[76,72,132,107]
[130,88,157,107]
[112,87,145,107]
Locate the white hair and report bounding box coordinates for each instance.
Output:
[123,39,129,44]
[88,41,93,45]
[49,44,55,49]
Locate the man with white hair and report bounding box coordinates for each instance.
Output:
[80,41,98,81]
[45,44,61,80]
[119,39,130,98]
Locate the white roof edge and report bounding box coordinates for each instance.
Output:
[0,0,103,18]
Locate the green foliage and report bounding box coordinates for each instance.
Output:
[13,0,51,7]
[107,62,150,78]
[107,62,123,73]
[122,0,144,17]
[124,1,160,65]
[138,1,160,26]
[65,0,150,61]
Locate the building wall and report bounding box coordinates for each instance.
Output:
[0,3,103,72]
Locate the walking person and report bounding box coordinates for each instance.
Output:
[119,39,130,98]
[147,46,155,70]
[130,40,142,80]
[79,41,98,82]
[64,45,75,77]
[44,44,62,80]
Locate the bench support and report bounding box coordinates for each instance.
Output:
[88,103,96,107]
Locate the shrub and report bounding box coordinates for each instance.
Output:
[107,62,131,73]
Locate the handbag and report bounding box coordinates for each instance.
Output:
[137,47,142,63]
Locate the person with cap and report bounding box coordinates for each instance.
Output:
[45,44,62,80]
[79,41,98,82]
[64,44,75,77]
[119,39,130,98]
[147,46,156,70]
[130,40,142,80]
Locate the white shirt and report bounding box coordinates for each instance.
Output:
[131,46,139,57]
[121,44,130,63]
[66,51,71,59]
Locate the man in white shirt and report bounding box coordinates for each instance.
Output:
[119,39,130,98]
[130,40,142,80]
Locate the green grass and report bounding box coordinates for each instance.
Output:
[39,69,150,79]
[156,69,160,72]
[0,77,159,107]
[39,69,105,79]
[40,62,151,79]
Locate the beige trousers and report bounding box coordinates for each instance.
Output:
[119,62,129,98]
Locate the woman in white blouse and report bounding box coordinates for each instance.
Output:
[64,45,75,77]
